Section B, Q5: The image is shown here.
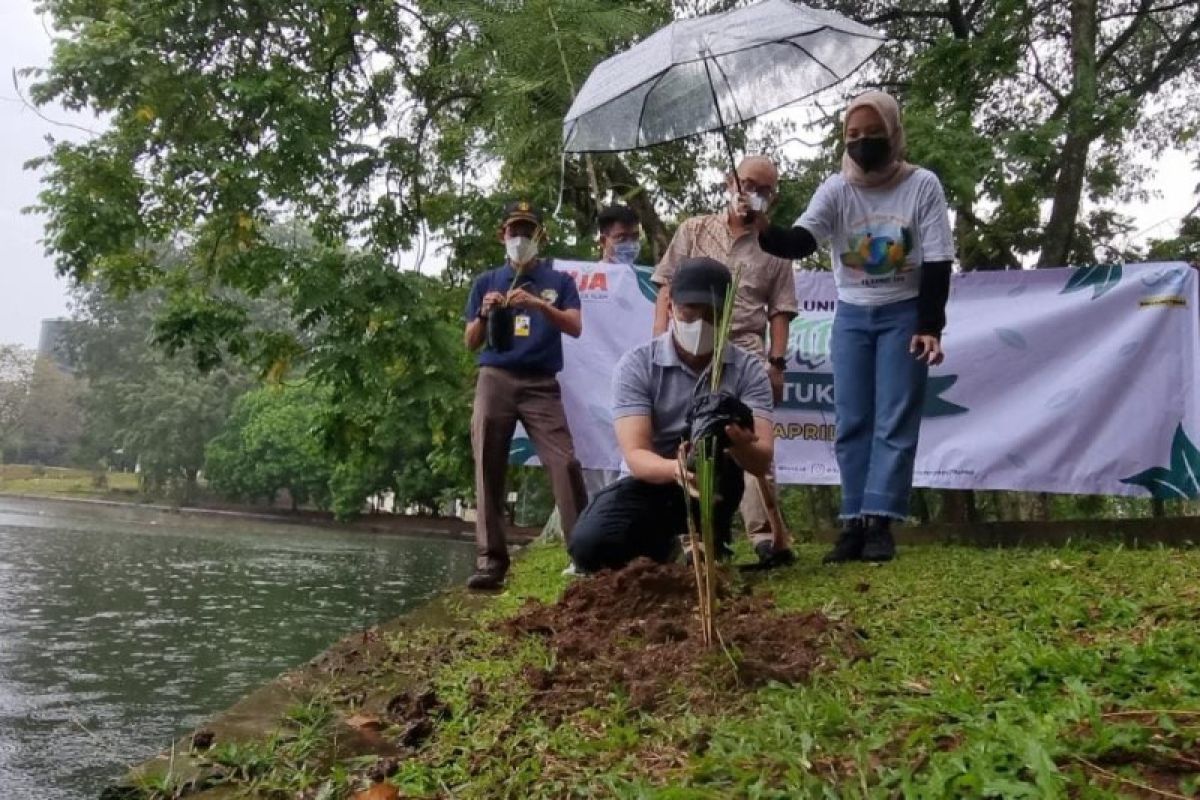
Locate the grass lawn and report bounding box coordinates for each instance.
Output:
[0,464,140,497]
[131,540,1200,799]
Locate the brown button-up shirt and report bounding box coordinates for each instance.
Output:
[652,213,798,356]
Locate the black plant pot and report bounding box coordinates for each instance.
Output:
[487,306,515,352]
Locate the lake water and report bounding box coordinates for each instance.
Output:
[0,497,475,799]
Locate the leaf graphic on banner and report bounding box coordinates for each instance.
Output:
[1120,424,1200,499]
[629,264,660,303]
[587,403,613,430]
[1045,387,1080,410]
[508,436,536,465]
[994,328,1028,350]
[1061,264,1123,300]
[1118,341,1141,357]
[923,376,969,417]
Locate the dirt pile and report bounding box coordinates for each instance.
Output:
[504,558,865,713]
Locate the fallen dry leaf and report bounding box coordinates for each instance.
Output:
[352,783,400,800]
[345,713,384,732]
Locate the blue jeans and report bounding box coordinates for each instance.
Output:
[831,298,928,520]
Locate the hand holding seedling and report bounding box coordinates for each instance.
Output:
[724,420,762,470]
[674,442,701,498]
[481,291,506,316]
[506,287,544,311]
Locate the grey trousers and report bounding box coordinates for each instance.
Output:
[471,367,587,571]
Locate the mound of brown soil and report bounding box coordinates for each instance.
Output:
[504,558,865,713]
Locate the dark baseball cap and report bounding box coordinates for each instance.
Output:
[670,257,731,308]
[502,200,542,227]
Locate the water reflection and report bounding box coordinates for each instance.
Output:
[0,498,475,798]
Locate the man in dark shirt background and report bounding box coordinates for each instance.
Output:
[463,201,587,590]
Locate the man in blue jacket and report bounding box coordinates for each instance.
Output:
[463,201,587,590]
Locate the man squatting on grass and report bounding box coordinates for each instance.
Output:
[652,155,797,568]
[463,201,588,591]
[569,257,776,572]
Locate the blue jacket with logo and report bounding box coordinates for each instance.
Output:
[465,259,581,375]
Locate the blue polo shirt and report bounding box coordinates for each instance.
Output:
[465,259,581,375]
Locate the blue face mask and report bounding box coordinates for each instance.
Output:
[611,240,640,264]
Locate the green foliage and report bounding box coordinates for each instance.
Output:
[204,383,333,509]
[14,358,84,466]
[67,285,251,501]
[0,345,36,462]
[297,254,474,518]
[1148,217,1200,264]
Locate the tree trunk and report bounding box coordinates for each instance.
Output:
[911,489,932,524]
[939,489,977,524]
[1033,491,1053,521]
[1037,0,1098,268]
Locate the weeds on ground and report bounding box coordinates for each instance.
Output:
[139,541,1200,799]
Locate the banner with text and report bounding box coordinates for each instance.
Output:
[509,261,1200,499]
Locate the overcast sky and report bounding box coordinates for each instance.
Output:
[1,2,1197,349]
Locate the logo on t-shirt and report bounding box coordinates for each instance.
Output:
[841,220,914,277]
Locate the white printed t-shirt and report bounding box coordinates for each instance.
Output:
[797,168,954,305]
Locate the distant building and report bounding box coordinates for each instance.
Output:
[37,318,77,372]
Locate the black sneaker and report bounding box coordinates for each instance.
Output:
[753,540,797,568]
[823,518,865,564]
[465,567,506,591]
[861,516,896,563]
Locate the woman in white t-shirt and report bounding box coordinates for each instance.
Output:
[755,90,954,564]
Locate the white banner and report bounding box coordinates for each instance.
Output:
[509,260,1200,499]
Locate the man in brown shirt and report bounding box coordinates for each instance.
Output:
[652,155,796,565]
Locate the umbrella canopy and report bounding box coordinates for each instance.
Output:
[562,0,884,154]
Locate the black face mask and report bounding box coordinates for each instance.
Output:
[847,137,891,172]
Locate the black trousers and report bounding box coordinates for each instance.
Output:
[568,459,744,573]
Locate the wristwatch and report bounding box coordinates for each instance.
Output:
[768,356,787,370]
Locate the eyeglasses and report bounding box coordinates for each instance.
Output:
[735,178,775,197]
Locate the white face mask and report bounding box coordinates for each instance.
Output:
[729,190,770,214]
[673,317,715,356]
[506,236,538,265]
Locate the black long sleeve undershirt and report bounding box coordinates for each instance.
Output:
[917,260,952,339]
[760,224,952,338]
[758,223,818,260]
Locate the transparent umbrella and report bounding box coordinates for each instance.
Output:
[562,0,884,177]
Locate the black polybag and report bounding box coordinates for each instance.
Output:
[486,306,515,352]
[485,274,534,353]
[686,390,754,450]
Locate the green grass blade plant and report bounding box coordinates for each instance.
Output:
[708,267,740,391]
[695,435,718,646]
[687,268,741,648]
